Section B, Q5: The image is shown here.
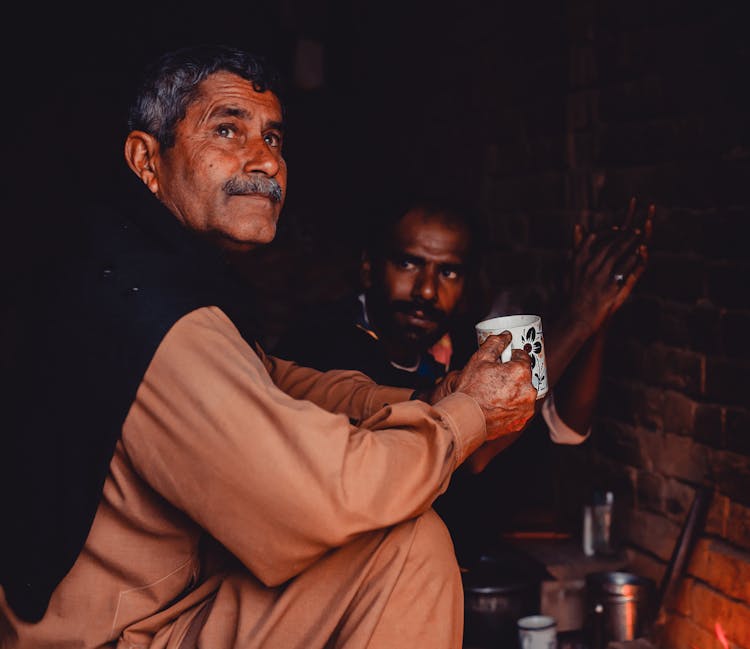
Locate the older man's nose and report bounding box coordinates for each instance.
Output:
[244,138,281,177]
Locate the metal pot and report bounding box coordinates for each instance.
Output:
[585,571,655,649]
[462,554,544,648]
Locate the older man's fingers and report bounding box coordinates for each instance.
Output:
[510,348,533,366]
[476,332,512,362]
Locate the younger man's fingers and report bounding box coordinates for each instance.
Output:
[623,196,637,229]
[573,223,584,250]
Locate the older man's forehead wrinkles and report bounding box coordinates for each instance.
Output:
[205,105,284,130]
[210,105,250,120]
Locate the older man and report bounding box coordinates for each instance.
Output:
[0,45,537,648]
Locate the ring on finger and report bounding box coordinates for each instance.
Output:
[613,273,625,285]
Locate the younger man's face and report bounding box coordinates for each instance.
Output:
[365,208,471,355]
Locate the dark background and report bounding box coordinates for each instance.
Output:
[4,2,750,641]
[6,1,748,320]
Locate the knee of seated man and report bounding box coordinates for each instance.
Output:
[408,508,461,578]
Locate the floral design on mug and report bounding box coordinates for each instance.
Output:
[521,327,543,368]
[521,327,546,393]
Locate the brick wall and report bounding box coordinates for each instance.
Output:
[471,1,750,646]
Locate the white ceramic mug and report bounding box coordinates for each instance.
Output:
[475,314,549,399]
[518,614,557,649]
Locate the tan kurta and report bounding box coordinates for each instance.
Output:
[0,306,487,649]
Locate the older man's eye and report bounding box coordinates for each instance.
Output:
[264,132,282,148]
[217,124,236,138]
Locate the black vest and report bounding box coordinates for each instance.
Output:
[1,183,259,622]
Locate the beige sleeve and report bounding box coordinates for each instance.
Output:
[122,307,486,588]
[257,346,415,422]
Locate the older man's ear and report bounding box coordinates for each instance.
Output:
[124,131,161,197]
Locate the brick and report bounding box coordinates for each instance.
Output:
[502,212,531,248]
[485,251,530,286]
[566,89,599,131]
[598,381,663,429]
[705,208,750,262]
[598,48,727,115]
[568,44,598,87]
[705,493,731,539]
[662,391,697,437]
[531,135,568,172]
[670,575,696,622]
[722,311,750,360]
[488,172,566,211]
[537,254,570,289]
[524,97,567,137]
[592,166,659,215]
[598,114,742,166]
[593,420,644,468]
[635,387,667,430]
[563,170,592,212]
[621,506,680,561]
[683,580,736,637]
[707,262,750,310]
[688,538,750,605]
[605,339,646,381]
[585,454,638,509]
[598,75,682,122]
[686,306,723,356]
[599,9,719,64]
[566,130,599,170]
[694,404,725,448]
[727,408,750,455]
[705,357,750,407]
[658,613,723,649]
[487,138,532,177]
[637,431,712,484]
[663,575,695,618]
[598,159,748,210]
[726,500,750,553]
[713,158,750,207]
[638,253,705,304]
[609,295,662,345]
[527,211,575,250]
[663,479,699,521]
[649,207,710,256]
[640,344,703,397]
[633,477,700,539]
[636,470,664,511]
[682,579,750,648]
[710,450,750,507]
[624,546,666,591]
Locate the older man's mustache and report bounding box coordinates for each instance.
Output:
[223,174,283,203]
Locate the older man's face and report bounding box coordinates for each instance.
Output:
[151,71,287,252]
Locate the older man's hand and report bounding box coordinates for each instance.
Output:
[453,332,537,441]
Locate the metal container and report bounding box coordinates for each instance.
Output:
[585,571,655,649]
[462,553,545,648]
[464,580,540,648]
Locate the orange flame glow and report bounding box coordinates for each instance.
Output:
[715,622,729,649]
